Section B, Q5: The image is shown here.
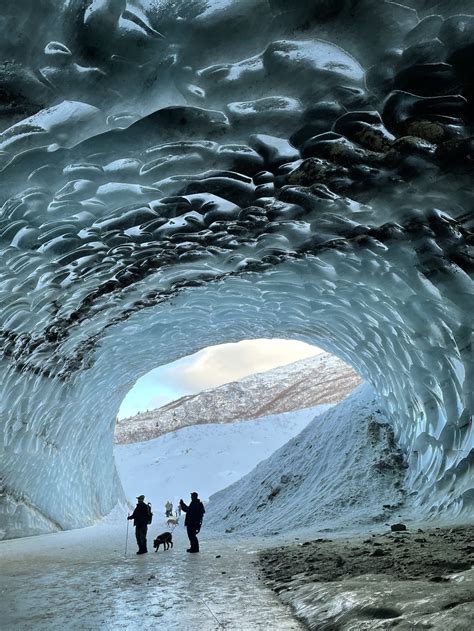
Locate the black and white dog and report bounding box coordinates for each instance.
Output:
[153,531,173,551]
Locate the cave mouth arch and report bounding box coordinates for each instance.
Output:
[114,338,354,514]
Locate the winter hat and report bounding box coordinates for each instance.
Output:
[191,492,198,499]
[137,495,145,501]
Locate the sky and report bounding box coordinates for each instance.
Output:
[117,338,322,418]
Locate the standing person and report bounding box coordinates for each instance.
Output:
[127,495,149,554]
[165,500,173,518]
[180,492,205,553]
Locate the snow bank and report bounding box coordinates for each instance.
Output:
[114,404,332,513]
[206,384,407,535]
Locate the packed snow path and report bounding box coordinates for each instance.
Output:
[0,516,303,631]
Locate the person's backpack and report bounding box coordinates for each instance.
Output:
[147,502,153,525]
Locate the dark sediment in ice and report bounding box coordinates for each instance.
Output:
[257,524,474,629]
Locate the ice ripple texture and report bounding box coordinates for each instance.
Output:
[0,0,472,539]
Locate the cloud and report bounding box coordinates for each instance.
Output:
[164,339,321,392]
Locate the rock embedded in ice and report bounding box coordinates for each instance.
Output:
[391,523,407,532]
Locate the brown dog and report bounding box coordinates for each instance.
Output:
[153,531,173,552]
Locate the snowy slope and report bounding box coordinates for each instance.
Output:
[205,384,407,535]
[114,404,332,515]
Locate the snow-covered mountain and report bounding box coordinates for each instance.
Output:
[115,352,361,444]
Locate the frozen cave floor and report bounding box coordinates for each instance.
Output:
[1,511,473,631]
[0,509,303,631]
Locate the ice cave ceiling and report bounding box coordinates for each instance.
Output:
[0,0,473,539]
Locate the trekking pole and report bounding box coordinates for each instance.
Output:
[201,598,224,628]
[125,514,130,557]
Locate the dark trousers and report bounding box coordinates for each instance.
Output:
[135,525,148,552]
[186,525,199,551]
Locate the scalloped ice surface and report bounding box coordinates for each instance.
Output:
[0,0,473,539]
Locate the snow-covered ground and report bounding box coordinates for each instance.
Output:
[0,511,303,631]
[2,405,332,630]
[114,404,331,515]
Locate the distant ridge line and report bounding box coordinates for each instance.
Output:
[115,352,362,444]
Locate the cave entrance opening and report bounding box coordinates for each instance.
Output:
[113,338,361,523]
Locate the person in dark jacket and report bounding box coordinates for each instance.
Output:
[127,494,149,554]
[179,492,205,553]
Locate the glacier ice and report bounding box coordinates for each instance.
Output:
[0,0,472,538]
